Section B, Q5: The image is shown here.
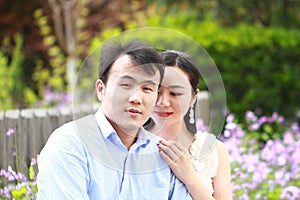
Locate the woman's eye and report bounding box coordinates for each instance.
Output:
[171,92,182,96]
[144,87,154,92]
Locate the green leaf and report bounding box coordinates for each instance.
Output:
[11,186,27,198]
[263,124,273,134]
[29,165,35,180]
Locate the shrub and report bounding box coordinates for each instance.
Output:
[141,11,300,121]
[0,34,38,110]
[1,111,300,199]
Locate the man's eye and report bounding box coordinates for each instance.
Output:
[120,84,131,88]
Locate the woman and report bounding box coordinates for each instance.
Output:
[145,50,233,200]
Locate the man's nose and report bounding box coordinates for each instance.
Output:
[157,93,170,107]
[129,88,142,104]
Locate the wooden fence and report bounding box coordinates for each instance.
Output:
[0,91,211,174]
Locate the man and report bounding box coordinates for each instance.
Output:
[37,38,192,199]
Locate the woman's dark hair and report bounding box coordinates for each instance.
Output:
[99,38,165,84]
[144,50,201,134]
[161,50,200,94]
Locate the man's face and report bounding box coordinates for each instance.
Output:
[96,54,161,135]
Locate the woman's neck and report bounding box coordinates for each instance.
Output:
[151,121,194,148]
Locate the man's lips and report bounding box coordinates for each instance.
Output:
[154,111,173,118]
[127,108,142,117]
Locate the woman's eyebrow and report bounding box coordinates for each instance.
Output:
[143,80,158,86]
[168,85,186,89]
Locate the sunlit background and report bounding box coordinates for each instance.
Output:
[1,0,300,199]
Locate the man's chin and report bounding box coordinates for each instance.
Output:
[117,123,141,134]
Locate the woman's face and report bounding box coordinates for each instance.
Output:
[152,66,196,127]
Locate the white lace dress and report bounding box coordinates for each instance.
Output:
[189,131,219,195]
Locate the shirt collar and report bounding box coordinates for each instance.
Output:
[135,127,151,148]
[95,108,116,139]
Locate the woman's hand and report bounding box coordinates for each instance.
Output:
[157,140,196,184]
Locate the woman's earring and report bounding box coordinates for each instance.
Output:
[189,107,195,124]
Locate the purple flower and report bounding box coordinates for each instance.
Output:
[17,172,27,181]
[6,127,16,136]
[277,155,287,166]
[283,132,295,145]
[261,145,274,162]
[30,157,37,166]
[291,147,300,163]
[270,112,279,122]
[226,113,235,123]
[248,123,260,131]
[0,169,7,177]
[3,187,10,198]
[291,123,299,133]
[223,129,231,138]
[258,116,268,125]
[245,111,257,122]
[280,186,300,199]
[278,116,284,123]
[225,122,237,131]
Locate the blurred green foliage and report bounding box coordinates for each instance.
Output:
[137,11,300,120]
[32,9,67,96]
[149,0,300,29]
[0,34,37,110]
[1,2,299,121]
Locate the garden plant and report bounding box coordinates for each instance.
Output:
[1,111,300,199]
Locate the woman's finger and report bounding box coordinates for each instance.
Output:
[157,142,178,160]
[159,140,187,159]
[158,149,173,165]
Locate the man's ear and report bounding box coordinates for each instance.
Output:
[190,88,199,107]
[95,79,105,101]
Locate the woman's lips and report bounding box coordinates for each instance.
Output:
[154,111,173,118]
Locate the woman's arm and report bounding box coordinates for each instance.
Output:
[212,141,233,200]
[157,140,215,200]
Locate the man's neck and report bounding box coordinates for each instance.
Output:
[104,115,139,150]
[117,129,138,150]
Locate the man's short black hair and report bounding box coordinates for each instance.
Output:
[99,38,165,84]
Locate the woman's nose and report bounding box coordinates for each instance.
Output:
[157,93,170,107]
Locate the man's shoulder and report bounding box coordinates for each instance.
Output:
[47,115,95,145]
[55,114,95,132]
[140,127,163,144]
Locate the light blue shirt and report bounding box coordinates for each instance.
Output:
[37,109,192,199]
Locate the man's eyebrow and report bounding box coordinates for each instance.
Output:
[119,75,135,81]
[119,75,158,85]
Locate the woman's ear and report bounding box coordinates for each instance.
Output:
[95,79,105,101]
[190,88,199,107]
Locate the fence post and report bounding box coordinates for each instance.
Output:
[33,108,49,157]
[59,107,72,125]
[18,109,34,173]
[1,110,20,172]
[0,111,4,168]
